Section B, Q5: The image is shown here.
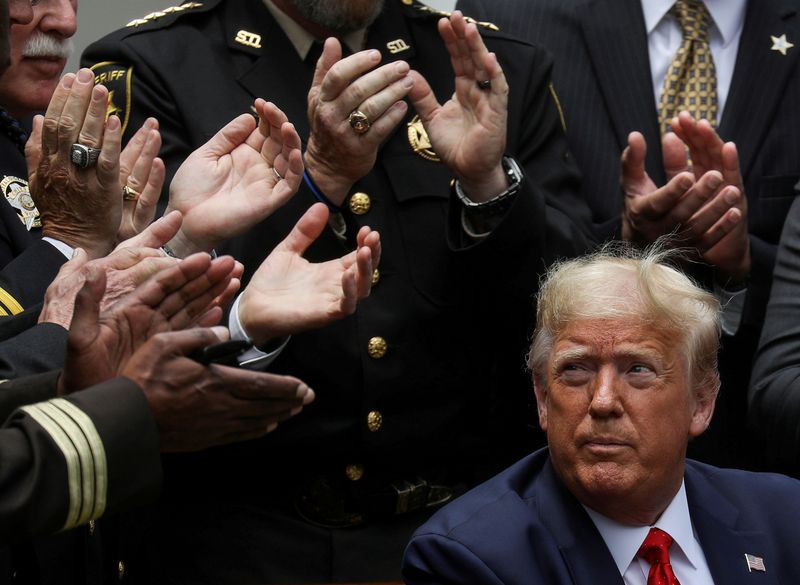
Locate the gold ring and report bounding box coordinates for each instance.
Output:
[273,167,283,181]
[348,110,371,134]
[122,185,140,201]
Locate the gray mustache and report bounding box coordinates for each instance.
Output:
[22,32,74,59]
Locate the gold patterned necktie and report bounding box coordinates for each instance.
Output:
[658,0,717,134]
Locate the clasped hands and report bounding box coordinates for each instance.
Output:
[622,111,751,283]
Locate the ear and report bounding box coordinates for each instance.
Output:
[688,379,717,438]
[533,374,548,432]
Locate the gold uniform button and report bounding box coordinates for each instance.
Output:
[402,0,413,4]
[345,464,365,481]
[371,268,380,285]
[367,336,388,358]
[367,410,383,432]
[349,192,371,215]
[118,561,125,581]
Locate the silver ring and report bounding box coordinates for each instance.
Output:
[273,167,283,181]
[70,143,101,169]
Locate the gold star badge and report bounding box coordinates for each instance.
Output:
[771,34,794,55]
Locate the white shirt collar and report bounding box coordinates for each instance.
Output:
[641,0,746,47]
[583,481,705,577]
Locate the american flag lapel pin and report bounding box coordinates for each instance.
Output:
[745,553,766,573]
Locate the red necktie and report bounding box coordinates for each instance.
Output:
[637,527,682,585]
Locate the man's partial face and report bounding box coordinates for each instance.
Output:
[535,317,713,525]
[0,0,76,117]
[291,0,384,33]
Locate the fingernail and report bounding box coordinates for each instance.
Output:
[394,61,409,74]
[724,189,738,204]
[402,75,414,89]
[77,68,93,83]
[62,74,75,88]
[369,49,381,61]
[707,175,722,190]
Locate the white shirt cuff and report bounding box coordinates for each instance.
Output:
[42,237,74,259]
[229,294,289,368]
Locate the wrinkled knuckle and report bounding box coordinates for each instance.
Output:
[59,115,80,136]
[77,130,101,148]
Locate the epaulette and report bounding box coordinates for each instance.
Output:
[398,0,499,31]
[125,2,205,28]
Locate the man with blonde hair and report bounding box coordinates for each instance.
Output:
[404,246,800,584]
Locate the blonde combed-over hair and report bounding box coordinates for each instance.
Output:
[528,243,722,400]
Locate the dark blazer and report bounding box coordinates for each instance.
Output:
[404,448,800,585]
[0,374,162,542]
[456,0,800,469]
[750,195,800,475]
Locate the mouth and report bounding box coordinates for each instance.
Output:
[582,436,631,455]
[20,56,66,75]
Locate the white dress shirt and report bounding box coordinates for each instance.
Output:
[584,481,716,585]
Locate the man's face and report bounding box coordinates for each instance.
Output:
[535,316,714,525]
[0,0,76,117]
[291,0,384,33]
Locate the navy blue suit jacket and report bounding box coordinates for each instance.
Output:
[403,448,800,584]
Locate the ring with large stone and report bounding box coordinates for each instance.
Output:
[476,79,491,91]
[122,185,140,201]
[348,110,371,134]
[70,143,101,169]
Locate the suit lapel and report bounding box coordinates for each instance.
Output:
[719,0,800,179]
[578,0,665,184]
[222,0,314,140]
[686,466,780,585]
[537,460,625,585]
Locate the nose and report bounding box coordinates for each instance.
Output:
[588,366,624,418]
[38,0,77,38]
[9,0,34,26]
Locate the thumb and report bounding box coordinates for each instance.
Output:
[203,113,257,158]
[406,70,440,125]
[274,203,329,256]
[24,114,44,180]
[67,264,107,350]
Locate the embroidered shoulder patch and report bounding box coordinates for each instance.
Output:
[89,62,133,135]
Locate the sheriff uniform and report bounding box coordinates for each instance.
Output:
[82,1,595,581]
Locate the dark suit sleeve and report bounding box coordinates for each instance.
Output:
[0,240,66,315]
[0,377,162,544]
[749,196,800,473]
[403,533,505,585]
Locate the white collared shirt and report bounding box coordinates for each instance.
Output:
[642,0,747,118]
[583,481,716,585]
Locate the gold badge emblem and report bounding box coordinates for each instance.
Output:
[1,175,40,230]
[235,30,262,49]
[407,115,440,162]
[387,39,410,54]
[89,62,133,135]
